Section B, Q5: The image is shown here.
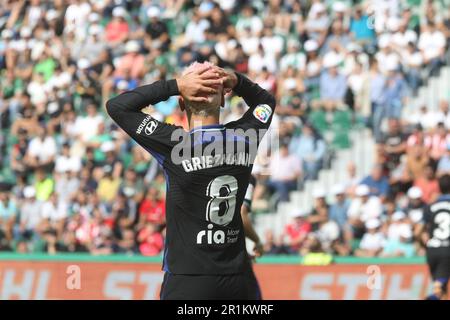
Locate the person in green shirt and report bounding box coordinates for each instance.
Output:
[33,52,56,82]
[34,168,54,202]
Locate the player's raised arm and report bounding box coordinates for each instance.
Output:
[105,65,222,158]
[106,65,222,129]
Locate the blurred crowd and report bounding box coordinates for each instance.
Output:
[0,0,450,257]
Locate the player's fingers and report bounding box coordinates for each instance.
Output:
[199,86,218,94]
[195,64,214,75]
[201,78,223,86]
[199,69,221,80]
[190,96,210,102]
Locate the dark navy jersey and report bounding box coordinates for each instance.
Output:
[424,195,450,255]
[106,73,276,275]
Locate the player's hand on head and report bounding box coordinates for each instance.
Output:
[176,65,223,102]
[211,67,238,93]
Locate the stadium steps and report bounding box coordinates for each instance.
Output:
[403,66,450,115]
[254,128,376,238]
[254,66,450,239]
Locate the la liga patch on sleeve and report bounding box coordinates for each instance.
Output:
[253,104,272,123]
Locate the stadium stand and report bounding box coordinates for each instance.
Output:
[0,0,450,260]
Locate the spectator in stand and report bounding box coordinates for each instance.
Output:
[24,126,57,171]
[17,186,41,241]
[0,190,17,242]
[285,210,311,254]
[300,234,333,265]
[329,184,350,232]
[424,122,449,166]
[406,144,430,181]
[437,144,450,177]
[105,7,129,47]
[361,164,390,199]
[435,100,450,129]
[316,53,347,111]
[380,118,407,171]
[414,164,440,204]
[138,188,165,227]
[263,229,292,255]
[289,123,326,180]
[138,222,164,256]
[380,61,408,120]
[279,40,306,73]
[308,188,329,230]
[405,186,426,249]
[406,124,426,152]
[266,143,302,203]
[345,161,360,196]
[355,219,385,257]
[305,2,330,45]
[348,185,383,239]
[417,21,446,77]
[383,227,415,258]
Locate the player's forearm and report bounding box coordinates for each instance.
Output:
[106,79,179,120]
[233,72,276,110]
[241,206,261,244]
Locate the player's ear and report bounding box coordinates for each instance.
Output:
[179,97,185,112]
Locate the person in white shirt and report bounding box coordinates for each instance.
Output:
[375,36,400,74]
[235,5,263,38]
[386,211,413,241]
[267,144,302,202]
[355,219,386,257]
[55,143,82,174]
[348,185,383,238]
[18,186,43,236]
[391,21,418,49]
[238,26,260,56]
[305,2,330,44]
[408,105,441,131]
[417,21,446,76]
[400,42,423,94]
[184,9,210,44]
[260,26,284,58]
[25,127,57,169]
[40,193,68,235]
[248,44,277,74]
[434,100,450,129]
[279,40,306,72]
[73,102,104,143]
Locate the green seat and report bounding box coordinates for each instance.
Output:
[332,130,351,149]
[0,167,15,184]
[331,110,352,130]
[309,110,328,134]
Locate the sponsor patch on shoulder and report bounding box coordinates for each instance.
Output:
[253,104,272,123]
[136,115,158,135]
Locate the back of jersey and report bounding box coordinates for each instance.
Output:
[162,127,254,274]
[107,73,276,274]
[425,195,450,255]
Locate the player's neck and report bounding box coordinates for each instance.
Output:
[188,115,221,130]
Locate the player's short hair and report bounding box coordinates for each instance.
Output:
[182,61,222,117]
[438,174,450,194]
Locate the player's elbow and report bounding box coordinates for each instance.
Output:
[105,97,120,120]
